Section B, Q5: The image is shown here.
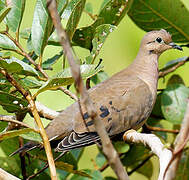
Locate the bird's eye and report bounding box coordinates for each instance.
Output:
[156,37,163,43]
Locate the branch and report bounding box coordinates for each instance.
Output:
[0,31,48,79]
[58,87,78,101]
[0,69,57,180]
[0,115,38,132]
[165,99,189,180]
[0,168,20,180]
[47,1,129,179]
[159,57,189,78]
[123,130,172,180]
[35,101,59,120]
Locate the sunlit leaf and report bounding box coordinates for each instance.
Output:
[5,0,25,32]
[128,0,189,42]
[73,0,133,50]
[0,6,11,23]
[84,2,93,14]
[66,0,86,40]
[0,57,39,76]
[0,128,34,141]
[36,64,103,95]
[113,141,130,154]
[0,34,17,50]
[85,24,116,63]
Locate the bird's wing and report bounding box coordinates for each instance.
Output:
[54,74,154,152]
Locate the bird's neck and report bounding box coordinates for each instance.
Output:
[131,51,159,98]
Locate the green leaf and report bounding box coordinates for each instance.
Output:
[151,93,164,118]
[70,169,102,180]
[36,64,103,95]
[5,0,25,32]
[0,128,34,141]
[20,78,43,89]
[0,34,17,50]
[161,84,189,124]
[85,24,116,64]
[0,90,28,113]
[160,57,188,72]
[0,57,39,76]
[96,152,106,168]
[0,6,11,23]
[73,0,133,50]
[20,27,31,39]
[84,2,93,14]
[42,51,63,70]
[113,141,130,154]
[66,0,86,40]
[31,0,53,55]
[20,131,42,142]
[128,0,189,42]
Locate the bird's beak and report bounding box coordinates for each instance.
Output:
[169,42,183,51]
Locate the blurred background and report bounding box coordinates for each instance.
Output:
[1,0,189,179]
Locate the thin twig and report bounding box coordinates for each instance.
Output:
[145,124,179,134]
[0,31,48,79]
[47,1,129,179]
[0,69,57,180]
[58,87,78,101]
[159,57,189,78]
[0,115,38,132]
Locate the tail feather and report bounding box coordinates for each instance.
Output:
[10,141,40,156]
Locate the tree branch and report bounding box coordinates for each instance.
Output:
[0,69,57,180]
[123,130,172,180]
[47,0,129,179]
[159,57,189,78]
[0,168,20,180]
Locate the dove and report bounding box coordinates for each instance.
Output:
[11,29,182,155]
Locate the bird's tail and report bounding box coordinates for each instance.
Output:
[10,141,40,156]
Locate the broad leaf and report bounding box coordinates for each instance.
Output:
[0,128,35,141]
[36,64,103,95]
[20,131,42,142]
[31,0,67,55]
[73,0,133,50]
[128,0,189,42]
[42,51,63,70]
[0,34,17,50]
[5,0,25,32]
[84,2,93,14]
[91,71,109,85]
[0,90,28,113]
[113,141,130,154]
[167,74,185,86]
[19,78,43,89]
[85,24,116,63]
[0,57,39,76]
[96,152,106,168]
[161,84,189,124]
[66,0,86,40]
[31,0,53,55]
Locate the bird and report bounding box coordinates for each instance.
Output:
[11,29,182,155]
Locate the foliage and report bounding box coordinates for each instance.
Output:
[0,0,189,179]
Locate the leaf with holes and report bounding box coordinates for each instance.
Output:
[5,0,25,32]
[161,84,189,124]
[0,57,39,76]
[66,0,86,40]
[0,90,28,113]
[128,0,189,42]
[36,64,103,96]
[85,24,116,64]
[72,0,133,50]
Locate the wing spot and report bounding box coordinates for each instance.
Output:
[99,105,110,118]
[83,112,89,120]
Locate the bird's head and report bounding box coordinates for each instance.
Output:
[140,29,182,54]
